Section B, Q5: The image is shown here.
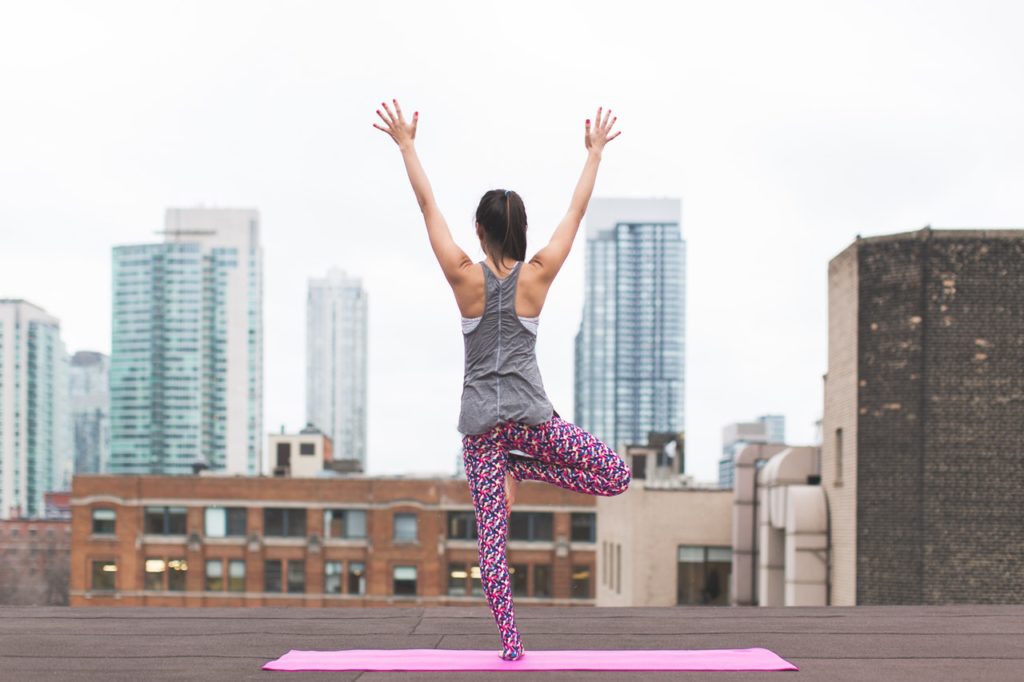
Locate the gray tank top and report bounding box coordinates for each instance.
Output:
[458,260,555,435]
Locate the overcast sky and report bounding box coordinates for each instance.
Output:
[2,1,1023,482]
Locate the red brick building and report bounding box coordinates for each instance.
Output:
[70,473,597,607]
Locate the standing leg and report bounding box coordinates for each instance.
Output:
[462,431,525,661]
[503,415,631,496]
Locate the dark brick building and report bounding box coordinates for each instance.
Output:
[0,518,71,605]
[824,227,1024,604]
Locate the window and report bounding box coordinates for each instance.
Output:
[287,560,305,593]
[205,507,247,537]
[631,453,647,480]
[206,559,223,590]
[265,560,282,592]
[509,512,553,541]
[446,511,477,540]
[470,565,483,596]
[299,443,315,456]
[510,564,528,597]
[571,565,592,599]
[616,543,621,594]
[677,546,731,606]
[393,513,417,542]
[144,557,164,590]
[834,427,844,485]
[533,564,552,598]
[167,558,187,591]
[144,506,187,535]
[264,558,305,593]
[348,561,366,595]
[228,560,246,592]
[447,562,467,595]
[324,509,367,538]
[91,508,116,535]
[91,560,116,590]
[264,508,306,537]
[325,561,343,594]
[393,565,417,595]
[276,442,291,468]
[571,513,596,542]
[144,557,187,591]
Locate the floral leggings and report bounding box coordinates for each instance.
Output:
[461,413,632,660]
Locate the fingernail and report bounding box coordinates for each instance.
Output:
[586,119,590,124]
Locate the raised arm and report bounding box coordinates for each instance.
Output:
[529,106,621,284]
[373,99,473,286]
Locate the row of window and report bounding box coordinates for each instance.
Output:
[92,507,597,543]
[0,526,69,538]
[446,561,591,599]
[89,558,592,598]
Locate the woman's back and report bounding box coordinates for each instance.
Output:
[452,255,549,319]
[458,260,553,435]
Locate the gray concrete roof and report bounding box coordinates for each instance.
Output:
[2,605,1022,681]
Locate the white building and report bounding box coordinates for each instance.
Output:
[306,268,368,468]
[0,300,71,519]
[594,432,733,607]
[268,424,334,478]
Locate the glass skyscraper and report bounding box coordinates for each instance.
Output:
[306,269,368,468]
[574,198,686,452]
[0,299,71,519]
[69,350,110,475]
[110,208,263,475]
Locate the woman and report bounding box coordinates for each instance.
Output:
[373,99,631,661]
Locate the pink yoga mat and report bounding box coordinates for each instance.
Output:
[262,647,799,672]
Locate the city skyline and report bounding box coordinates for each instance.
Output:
[3,2,1024,482]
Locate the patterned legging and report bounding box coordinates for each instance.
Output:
[461,413,632,661]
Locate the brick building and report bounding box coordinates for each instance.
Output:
[70,473,597,607]
[0,517,71,605]
[823,227,1024,604]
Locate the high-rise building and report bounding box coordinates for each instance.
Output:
[574,197,686,451]
[717,414,786,488]
[69,351,110,475]
[110,208,263,476]
[306,269,368,467]
[0,300,71,519]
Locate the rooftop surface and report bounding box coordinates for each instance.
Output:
[2,605,1021,681]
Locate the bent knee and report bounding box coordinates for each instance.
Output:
[607,468,632,496]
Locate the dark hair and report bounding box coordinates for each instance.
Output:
[475,189,527,275]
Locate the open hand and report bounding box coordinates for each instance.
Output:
[585,106,621,153]
[373,98,417,148]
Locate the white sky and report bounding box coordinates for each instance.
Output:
[2,1,1023,483]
